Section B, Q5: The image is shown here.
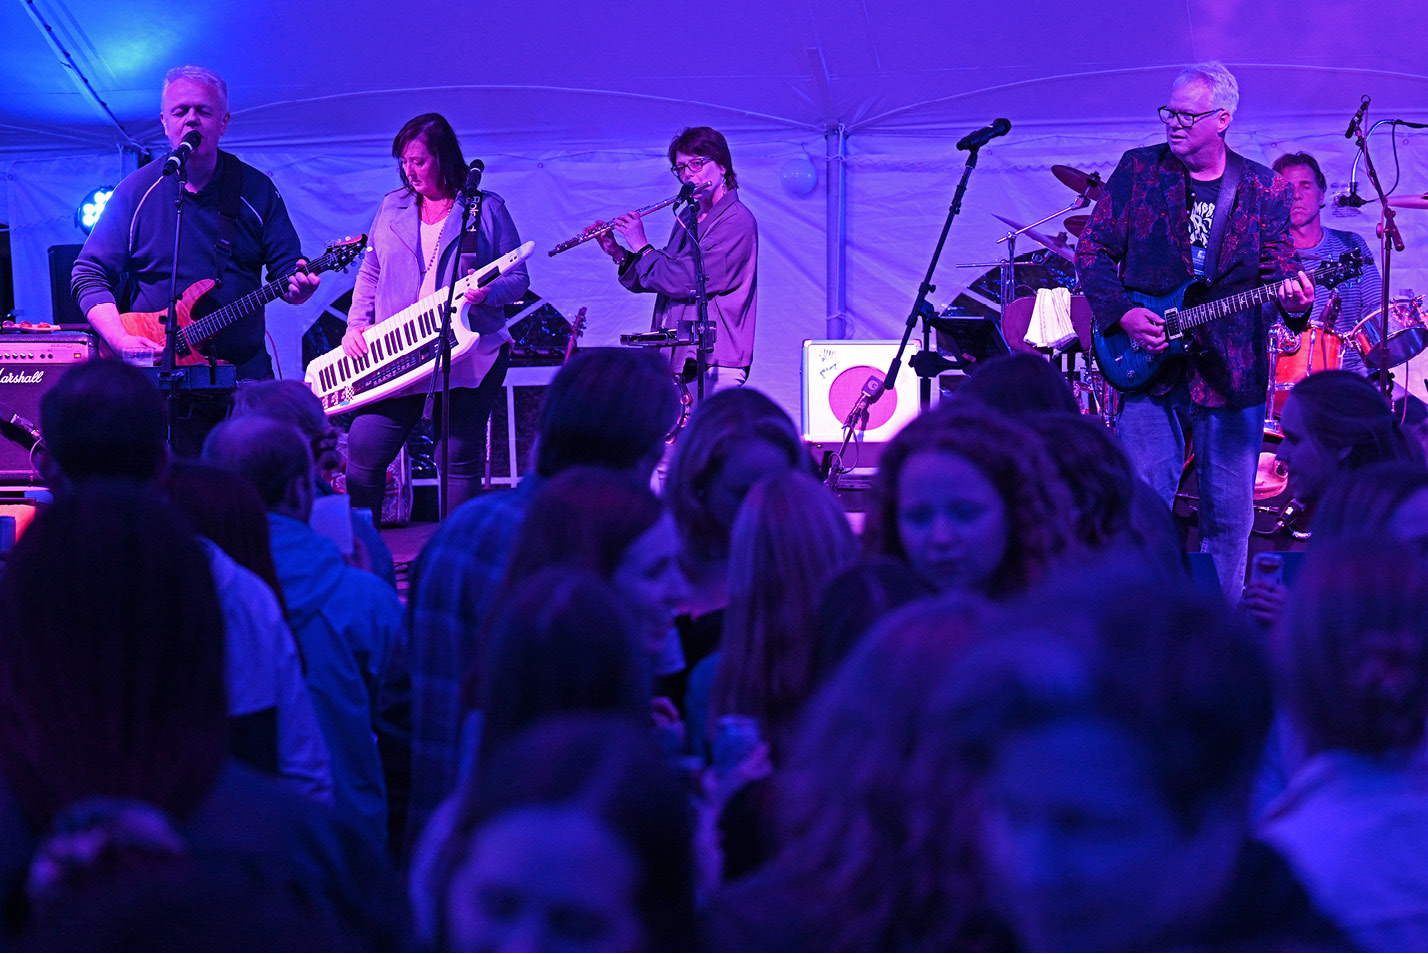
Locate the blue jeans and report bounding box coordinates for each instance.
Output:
[1116,384,1264,596]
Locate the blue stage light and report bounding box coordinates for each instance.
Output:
[76,187,115,233]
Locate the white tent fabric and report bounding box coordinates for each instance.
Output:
[3,0,1427,417]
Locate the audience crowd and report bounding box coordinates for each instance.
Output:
[2,349,1426,950]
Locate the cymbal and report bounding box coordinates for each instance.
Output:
[1065,214,1090,238]
[1388,193,1428,210]
[993,213,1076,263]
[1052,164,1104,201]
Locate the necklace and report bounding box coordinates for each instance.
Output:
[419,194,454,224]
[423,216,448,275]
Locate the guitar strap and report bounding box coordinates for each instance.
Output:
[459,191,485,256]
[1200,150,1244,283]
[213,151,244,287]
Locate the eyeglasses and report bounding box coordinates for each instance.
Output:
[671,156,712,177]
[1158,106,1223,128]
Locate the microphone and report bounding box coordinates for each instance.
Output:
[675,181,696,204]
[860,373,886,402]
[957,118,1011,151]
[1335,189,1369,208]
[1344,95,1370,139]
[842,374,886,432]
[0,403,41,445]
[460,159,485,198]
[161,131,202,176]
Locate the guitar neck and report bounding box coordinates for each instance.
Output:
[186,251,338,342]
[1175,263,1332,331]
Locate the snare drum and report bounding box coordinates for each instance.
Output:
[1350,298,1428,368]
[1270,323,1344,416]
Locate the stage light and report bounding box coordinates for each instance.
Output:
[76,187,114,234]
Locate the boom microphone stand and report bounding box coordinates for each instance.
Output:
[1348,109,1404,400]
[824,131,995,489]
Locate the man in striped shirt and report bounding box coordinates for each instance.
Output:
[1272,152,1382,377]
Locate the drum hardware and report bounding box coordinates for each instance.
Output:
[1350,296,1427,369]
[1386,193,1428,210]
[1070,354,1121,428]
[992,213,1076,264]
[1176,428,1297,536]
[1051,165,1105,203]
[1267,293,1346,419]
[990,187,1089,326]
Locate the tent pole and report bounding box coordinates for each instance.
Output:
[826,124,848,339]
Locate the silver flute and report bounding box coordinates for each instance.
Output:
[547,193,684,257]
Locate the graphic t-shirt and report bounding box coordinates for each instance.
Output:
[1188,175,1222,275]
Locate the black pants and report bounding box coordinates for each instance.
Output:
[167,349,274,459]
[345,346,510,517]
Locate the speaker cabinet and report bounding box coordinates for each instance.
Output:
[0,332,97,483]
[47,244,86,325]
[801,339,936,444]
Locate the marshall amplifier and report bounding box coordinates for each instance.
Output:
[0,332,96,483]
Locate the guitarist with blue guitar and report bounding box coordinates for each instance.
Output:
[1075,61,1317,596]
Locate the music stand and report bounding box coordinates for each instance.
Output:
[927,313,1012,370]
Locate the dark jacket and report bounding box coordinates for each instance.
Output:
[71,151,304,367]
[1076,144,1303,409]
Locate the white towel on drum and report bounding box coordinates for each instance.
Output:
[1025,287,1078,351]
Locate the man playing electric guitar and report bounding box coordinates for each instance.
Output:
[1075,61,1314,595]
[72,67,319,380]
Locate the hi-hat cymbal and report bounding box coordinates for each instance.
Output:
[1065,214,1090,238]
[1388,193,1428,210]
[1052,164,1104,201]
[993,213,1076,263]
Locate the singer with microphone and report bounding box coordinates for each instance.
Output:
[71,66,319,442]
[596,126,758,396]
[1271,152,1381,377]
[341,113,529,517]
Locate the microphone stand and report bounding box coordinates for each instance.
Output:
[160,151,194,444]
[685,192,713,401]
[1351,117,1405,400]
[433,169,481,521]
[824,141,986,489]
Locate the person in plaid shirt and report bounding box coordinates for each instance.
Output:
[399,347,680,856]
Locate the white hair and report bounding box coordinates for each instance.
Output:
[162,65,229,112]
[1172,60,1240,115]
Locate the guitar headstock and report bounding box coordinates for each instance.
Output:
[563,306,588,364]
[1314,249,1365,290]
[322,234,368,272]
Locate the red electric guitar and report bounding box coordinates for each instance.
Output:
[119,235,366,365]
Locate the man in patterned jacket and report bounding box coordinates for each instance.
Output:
[1076,61,1315,594]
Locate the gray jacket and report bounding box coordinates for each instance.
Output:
[619,188,758,370]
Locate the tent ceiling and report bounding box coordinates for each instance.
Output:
[3,0,1426,157]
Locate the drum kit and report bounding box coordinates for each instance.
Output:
[1268,288,1427,418]
[945,164,1116,420]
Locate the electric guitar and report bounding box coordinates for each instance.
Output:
[119,235,367,365]
[1091,250,1363,392]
